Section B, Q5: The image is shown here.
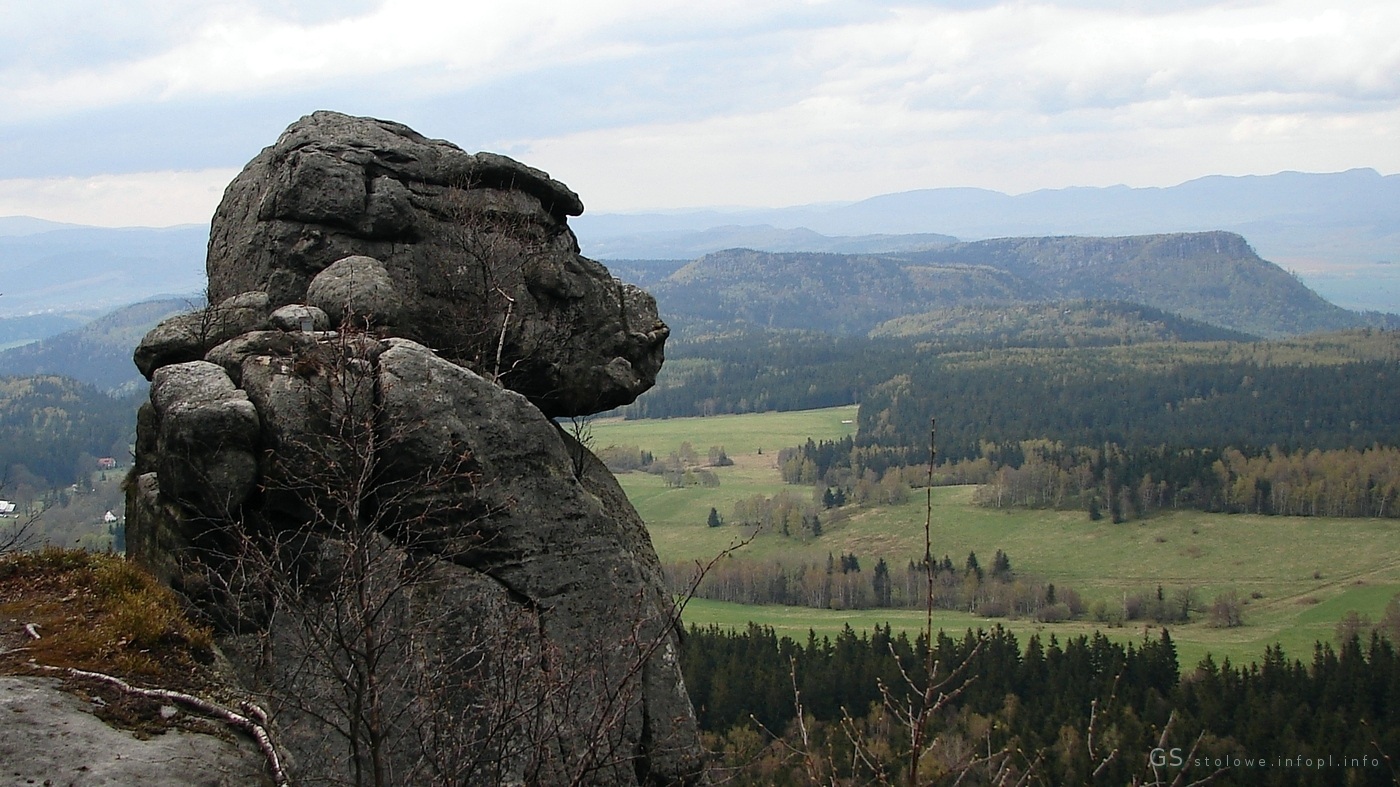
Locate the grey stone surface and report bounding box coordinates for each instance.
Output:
[204,329,316,385]
[305,254,403,328]
[134,292,271,380]
[204,110,664,417]
[149,361,260,520]
[268,303,329,332]
[373,339,703,780]
[0,677,272,786]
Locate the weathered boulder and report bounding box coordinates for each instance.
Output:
[126,113,705,786]
[134,291,271,379]
[203,110,665,418]
[268,303,328,332]
[304,254,403,328]
[149,361,260,521]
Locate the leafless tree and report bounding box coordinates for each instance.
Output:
[0,503,41,556]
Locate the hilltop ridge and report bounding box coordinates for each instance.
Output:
[644,231,1375,338]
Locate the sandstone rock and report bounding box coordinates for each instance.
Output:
[0,677,272,786]
[305,254,403,328]
[269,303,329,332]
[205,110,664,417]
[150,361,261,520]
[125,114,704,786]
[134,291,272,379]
[204,329,314,385]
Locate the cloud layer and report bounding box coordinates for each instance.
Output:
[2,0,1397,225]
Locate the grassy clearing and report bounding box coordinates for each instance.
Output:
[596,406,857,558]
[590,405,858,458]
[606,406,1400,668]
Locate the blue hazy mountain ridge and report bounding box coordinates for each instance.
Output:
[0,224,206,320]
[571,169,1400,314]
[572,169,1399,248]
[0,168,1395,332]
[582,224,957,259]
[646,233,1376,339]
[0,216,90,236]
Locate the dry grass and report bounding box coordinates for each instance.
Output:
[0,548,214,688]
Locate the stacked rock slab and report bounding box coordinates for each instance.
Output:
[126,112,703,785]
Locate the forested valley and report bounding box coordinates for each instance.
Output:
[617,326,1400,522]
[0,375,140,488]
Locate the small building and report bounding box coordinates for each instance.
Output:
[103,511,119,524]
[97,457,117,470]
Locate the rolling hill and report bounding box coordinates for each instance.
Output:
[573,169,1400,314]
[0,298,193,393]
[0,223,205,318]
[645,231,1379,339]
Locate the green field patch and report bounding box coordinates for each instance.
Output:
[590,404,858,458]
[608,407,1400,668]
[679,597,1243,671]
[1294,583,1400,624]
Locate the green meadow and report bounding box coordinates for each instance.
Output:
[591,406,1400,669]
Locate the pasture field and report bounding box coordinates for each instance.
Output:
[590,405,858,457]
[592,406,1400,668]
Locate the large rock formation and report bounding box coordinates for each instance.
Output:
[202,110,666,418]
[126,112,704,785]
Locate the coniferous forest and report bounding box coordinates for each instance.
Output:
[619,328,1400,521]
[682,623,1400,785]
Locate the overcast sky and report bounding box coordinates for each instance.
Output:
[1,0,1397,227]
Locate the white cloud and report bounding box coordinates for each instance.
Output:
[516,0,1400,209]
[0,0,822,123]
[0,169,237,227]
[525,91,1400,213]
[2,0,1398,221]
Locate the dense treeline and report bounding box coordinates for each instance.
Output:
[782,436,1400,520]
[869,299,1257,344]
[0,375,140,487]
[665,551,1092,618]
[665,555,1240,627]
[682,624,1400,785]
[617,331,895,419]
[976,442,1400,519]
[858,356,1400,464]
[619,329,1400,470]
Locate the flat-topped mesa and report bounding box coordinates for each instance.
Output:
[201,109,665,418]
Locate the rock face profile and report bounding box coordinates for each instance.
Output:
[127,112,703,785]
[204,110,666,418]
